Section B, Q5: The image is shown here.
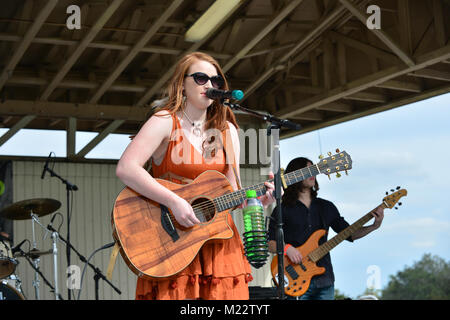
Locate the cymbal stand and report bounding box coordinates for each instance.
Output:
[17,246,64,300]
[30,210,40,300]
[31,213,60,300]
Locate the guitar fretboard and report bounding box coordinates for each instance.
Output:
[307,204,386,262]
[213,165,322,212]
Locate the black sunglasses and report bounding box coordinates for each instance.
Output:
[185,72,225,89]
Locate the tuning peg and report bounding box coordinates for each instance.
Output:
[336,148,340,153]
[319,154,324,159]
[395,207,398,210]
[336,172,341,178]
[398,202,402,206]
[385,191,388,195]
[390,189,395,192]
[396,186,401,190]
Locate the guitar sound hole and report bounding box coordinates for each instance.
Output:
[191,197,216,223]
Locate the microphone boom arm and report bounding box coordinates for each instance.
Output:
[223,102,301,131]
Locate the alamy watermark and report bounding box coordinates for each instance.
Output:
[67,265,81,290]
[66,5,81,30]
[366,264,382,291]
[366,5,381,30]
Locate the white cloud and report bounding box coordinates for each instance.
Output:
[410,240,436,248]
[384,217,450,233]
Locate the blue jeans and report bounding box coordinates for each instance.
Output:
[287,278,335,300]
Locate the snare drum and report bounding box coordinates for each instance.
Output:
[0,239,18,278]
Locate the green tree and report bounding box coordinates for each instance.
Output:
[381,253,450,300]
[334,288,351,300]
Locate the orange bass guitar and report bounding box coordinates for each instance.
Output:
[271,188,407,297]
[111,151,352,279]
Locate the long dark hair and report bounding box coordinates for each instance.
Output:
[282,157,319,206]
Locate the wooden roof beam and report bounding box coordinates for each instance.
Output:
[243,4,348,98]
[40,0,124,101]
[136,1,247,107]
[276,44,450,118]
[67,117,76,159]
[89,0,184,104]
[0,100,150,122]
[75,120,125,158]
[222,0,305,72]
[316,102,353,113]
[408,69,450,82]
[329,31,401,65]
[375,80,422,93]
[291,110,323,121]
[339,0,415,67]
[0,33,232,59]
[0,115,35,147]
[0,0,58,91]
[280,83,450,139]
[343,91,387,103]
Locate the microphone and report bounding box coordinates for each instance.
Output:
[44,213,59,240]
[47,213,58,231]
[12,239,27,254]
[206,88,244,101]
[41,152,52,179]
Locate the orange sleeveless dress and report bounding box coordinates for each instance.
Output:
[135,113,253,300]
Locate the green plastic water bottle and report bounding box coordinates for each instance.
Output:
[242,190,269,268]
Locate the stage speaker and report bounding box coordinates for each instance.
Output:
[249,286,278,300]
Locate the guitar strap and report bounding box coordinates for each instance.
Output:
[222,127,241,190]
[106,241,120,281]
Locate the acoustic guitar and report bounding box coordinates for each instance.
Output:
[111,150,352,279]
[271,188,407,297]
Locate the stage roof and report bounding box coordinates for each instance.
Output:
[0,0,449,161]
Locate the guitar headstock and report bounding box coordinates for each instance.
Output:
[383,187,407,209]
[317,149,352,179]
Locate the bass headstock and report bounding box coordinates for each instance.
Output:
[383,187,407,209]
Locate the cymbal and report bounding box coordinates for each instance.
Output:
[0,198,61,220]
[14,249,53,258]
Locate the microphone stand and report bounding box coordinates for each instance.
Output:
[46,224,121,299]
[223,101,301,300]
[44,162,78,300]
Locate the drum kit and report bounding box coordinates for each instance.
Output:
[0,198,62,300]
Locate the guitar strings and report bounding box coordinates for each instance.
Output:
[183,162,338,220]
[187,163,330,215]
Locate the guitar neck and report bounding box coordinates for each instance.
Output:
[213,165,322,212]
[308,203,386,262]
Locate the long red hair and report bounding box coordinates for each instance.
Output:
[154,52,239,131]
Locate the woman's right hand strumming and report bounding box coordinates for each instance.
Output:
[170,197,201,228]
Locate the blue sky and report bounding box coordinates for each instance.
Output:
[279,92,450,298]
[1,92,449,299]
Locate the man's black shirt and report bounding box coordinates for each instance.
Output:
[268,197,353,288]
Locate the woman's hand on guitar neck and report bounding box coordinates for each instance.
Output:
[286,246,303,264]
[170,197,201,228]
[260,172,282,208]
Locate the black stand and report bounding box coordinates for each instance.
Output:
[46,225,121,299]
[44,161,78,300]
[224,101,300,300]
